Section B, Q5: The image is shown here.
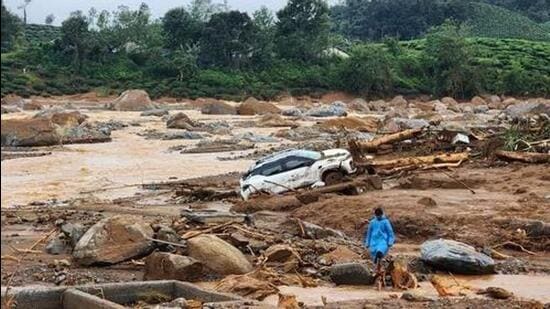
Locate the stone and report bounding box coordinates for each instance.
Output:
[181,210,247,224]
[471,96,487,106]
[390,95,408,107]
[306,101,347,117]
[60,222,86,247]
[1,118,60,147]
[144,252,204,281]
[256,113,296,127]
[162,131,205,140]
[110,90,154,111]
[487,96,502,109]
[368,99,388,112]
[46,236,67,255]
[473,105,489,114]
[140,109,169,117]
[1,106,21,114]
[73,216,155,266]
[21,101,43,111]
[386,118,430,130]
[347,98,370,112]
[264,244,299,263]
[420,239,495,274]
[441,97,458,106]
[505,102,550,119]
[156,226,181,244]
[329,263,374,285]
[282,107,303,117]
[236,132,278,143]
[237,97,280,115]
[433,100,447,113]
[417,197,437,208]
[1,94,25,106]
[401,291,434,302]
[34,109,87,127]
[482,287,514,299]
[187,234,253,275]
[200,100,237,115]
[166,112,198,130]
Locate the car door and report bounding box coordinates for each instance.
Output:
[279,156,316,189]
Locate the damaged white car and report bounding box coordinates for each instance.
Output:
[240,148,357,200]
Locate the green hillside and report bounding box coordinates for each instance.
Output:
[465,3,550,41]
[23,24,61,45]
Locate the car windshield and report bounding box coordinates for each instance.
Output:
[243,150,321,179]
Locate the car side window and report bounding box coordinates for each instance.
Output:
[260,163,283,176]
[282,156,314,172]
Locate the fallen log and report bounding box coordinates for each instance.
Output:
[370,152,469,169]
[350,128,423,153]
[495,150,549,164]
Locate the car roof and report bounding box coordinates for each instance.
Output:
[250,149,321,170]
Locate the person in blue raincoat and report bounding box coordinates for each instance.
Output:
[364,207,395,263]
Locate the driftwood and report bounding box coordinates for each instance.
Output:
[350,128,423,153]
[180,221,237,239]
[370,152,469,169]
[495,150,549,164]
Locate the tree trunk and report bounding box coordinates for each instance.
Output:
[370,152,469,169]
[495,150,549,164]
[350,128,423,153]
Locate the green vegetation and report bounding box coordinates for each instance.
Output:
[1,0,549,100]
[466,3,550,41]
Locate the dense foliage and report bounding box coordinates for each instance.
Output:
[1,0,549,100]
[1,2,22,52]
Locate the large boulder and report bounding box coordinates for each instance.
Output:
[73,216,155,266]
[1,94,25,106]
[347,98,370,112]
[144,252,204,282]
[329,263,374,285]
[34,109,88,127]
[471,96,487,106]
[306,101,347,117]
[256,113,296,127]
[237,97,281,115]
[201,100,237,115]
[1,118,60,146]
[166,112,198,130]
[441,97,458,106]
[504,102,550,119]
[390,95,408,107]
[420,239,495,275]
[110,90,154,111]
[187,234,253,275]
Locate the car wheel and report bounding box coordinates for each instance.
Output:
[323,170,344,185]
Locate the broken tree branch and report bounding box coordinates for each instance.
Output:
[370,152,469,169]
[439,169,476,194]
[495,150,549,164]
[350,128,423,153]
[492,241,538,256]
[180,220,237,240]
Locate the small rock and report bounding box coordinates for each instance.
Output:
[144,252,204,282]
[417,197,437,208]
[264,244,299,263]
[162,131,205,140]
[401,291,434,302]
[480,287,514,299]
[306,101,347,117]
[60,222,86,247]
[474,105,489,114]
[282,107,303,117]
[441,97,458,106]
[46,236,67,255]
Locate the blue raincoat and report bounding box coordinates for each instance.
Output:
[364,215,395,261]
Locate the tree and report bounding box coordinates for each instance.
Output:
[423,21,479,98]
[17,0,31,24]
[45,14,55,25]
[251,6,275,67]
[188,0,223,22]
[199,11,258,68]
[172,46,199,81]
[338,45,393,95]
[275,0,330,62]
[162,7,202,49]
[60,12,90,70]
[1,2,22,52]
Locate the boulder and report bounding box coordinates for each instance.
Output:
[45,236,67,255]
[473,105,489,114]
[420,239,495,274]
[282,107,303,117]
[1,106,21,114]
[238,98,280,115]
[385,118,430,131]
[73,216,155,266]
[487,96,502,109]
[306,101,347,117]
[505,102,550,119]
[256,113,296,127]
[162,131,205,140]
[319,116,379,132]
[144,252,204,281]
[1,118,60,147]
[390,95,408,107]
[140,109,169,117]
[1,94,25,106]
[35,110,88,127]
[21,101,43,111]
[471,96,487,106]
[347,98,370,112]
[501,97,518,108]
[110,90,154,111]
[367,100,388,112]
[433,100,447,113]
[329,263,374,285]
[166,112,198,130]
[319,245,361,265]
[187,234,253,275]
[441,97,458,106]
[60,222,86,247]
[201,101,237,115]
[236,132,278,143]
[481,287,514,300]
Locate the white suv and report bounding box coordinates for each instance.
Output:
[240,148,356,200]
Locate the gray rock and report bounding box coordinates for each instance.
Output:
[203,121,232,135]
[73,216,155,266]
[306,101,347,117]
[390,118,430,130]
[187,234,253,275]
[330,263,374,285]
[236,132,278,143]
[46,236,67,255]
[162,131,205,140]
[140,109,169,117]
[505,102,550,119]
[420,239,495,274]
[282,107,303,117]
[60,222,86,247]
[1,106,22,114]
[473,105,489,114]
[144,252,204,281]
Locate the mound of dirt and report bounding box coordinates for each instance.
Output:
[238,97,281,115]
[110,89,154,111]
[257,113,297,127]
[318,116,379,132]
[201,100,237,115]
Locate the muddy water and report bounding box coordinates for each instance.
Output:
[1,110,263,207]
[457,274,550,302]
